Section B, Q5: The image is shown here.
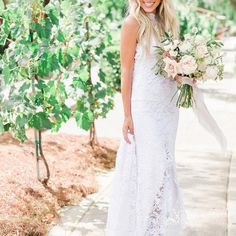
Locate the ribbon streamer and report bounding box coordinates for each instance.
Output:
[181,77,227,156]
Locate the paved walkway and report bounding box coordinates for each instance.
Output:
[48,37,236,236]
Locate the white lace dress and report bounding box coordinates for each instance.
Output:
[105,15,187,236]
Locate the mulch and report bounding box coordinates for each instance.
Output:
[0,130,119,236]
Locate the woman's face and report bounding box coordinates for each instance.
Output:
[139,0,161,13]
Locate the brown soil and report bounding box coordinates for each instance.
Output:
[0,130,119,236]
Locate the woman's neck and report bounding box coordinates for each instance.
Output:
[146,12,156,21]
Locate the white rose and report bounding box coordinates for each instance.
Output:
[204,56,212,65]
[173,39,179,49]
[163,57,179,79]
[184,33,191,40]
[179,41,193,53]
[196,76,204,81]
[203,66,218,80]
[195,45,208,59]
[211,48,222,59]
[198,60,207,72]
[163,43,172,51]
[195,35,205,45]
[192,27,198,34]
[198,56,215,73]
[179,55,198,75]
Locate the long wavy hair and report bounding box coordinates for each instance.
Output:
[128,0,179,52]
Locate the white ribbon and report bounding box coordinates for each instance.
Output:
[181,77,227,156]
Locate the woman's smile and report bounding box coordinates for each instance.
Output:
[143,1,155,8]
[140,0,161,13]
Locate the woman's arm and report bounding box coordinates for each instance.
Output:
[120,15,139,144]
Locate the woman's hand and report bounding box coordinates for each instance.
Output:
[123,116,134,144]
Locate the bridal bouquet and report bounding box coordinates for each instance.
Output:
[154,29,224,108]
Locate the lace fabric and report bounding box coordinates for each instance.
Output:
[105,31,187,236]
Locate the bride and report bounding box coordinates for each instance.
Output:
[105,0,187,235]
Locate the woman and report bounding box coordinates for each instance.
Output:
[105,0,187,235]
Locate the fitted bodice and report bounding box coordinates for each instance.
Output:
[131,33,177,102]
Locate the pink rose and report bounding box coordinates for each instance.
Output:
[163,51,171,58]
[163,57,179,79]
[163,51,177,60]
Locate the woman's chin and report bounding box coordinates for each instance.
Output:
[141,7,156,13]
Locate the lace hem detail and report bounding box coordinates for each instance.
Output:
[144,145,187,236]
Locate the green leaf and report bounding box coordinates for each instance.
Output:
[19,67,29,78]
[3,19,10,35]
[0,119,4,133]
[95,42,105,55]
[11,24,20,39]
[58,50,73,68]
[19,82,30,93]
[34,23,45,40]
[68,46,79,57]
[37,53,50,77]
[95,89,106,99]
[33,93,44,106]
[56,29,66,43]
[36,80,47,90]
[28,112,52,130]
[80,71,89,82]
[72,77,87,90]
[98,69,106,83]
[106,51,116,65]
[61,105,71,121]
[34,18,52,41]
[88,94,94,103]
[76,99,87,112]
[16,114,27,126]
[3,65,11,84]
[49,54,60,71]
[0,34,7,45]
[75,112,92,131]
[48,95,57,106]
[3,123,11,131]
[87,111,94,121]
[44,18,53,39]
[48,9,59,26]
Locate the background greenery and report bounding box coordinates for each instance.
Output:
[0,0,235,144]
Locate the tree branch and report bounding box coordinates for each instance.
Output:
[3,0,9,9]
[43,0,50,7]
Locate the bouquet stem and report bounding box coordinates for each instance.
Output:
[177,84,193,108]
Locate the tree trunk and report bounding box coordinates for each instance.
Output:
[229,0,236,10]
[38,130,50,185]
[85,3,98,148]
[2,0,9,8]
[89,122,98,148]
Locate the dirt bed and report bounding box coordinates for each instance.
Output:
[0,131,118,236]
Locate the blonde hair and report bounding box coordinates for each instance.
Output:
[128,0,179,52]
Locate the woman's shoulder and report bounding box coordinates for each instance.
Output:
[121,15,139,32]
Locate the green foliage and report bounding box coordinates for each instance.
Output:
[4,0,232,142]
[69,0,120,134]
[0,0,120,142]
[177,0,235,39]
[178,0,236,22]
[178,6,222,40]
